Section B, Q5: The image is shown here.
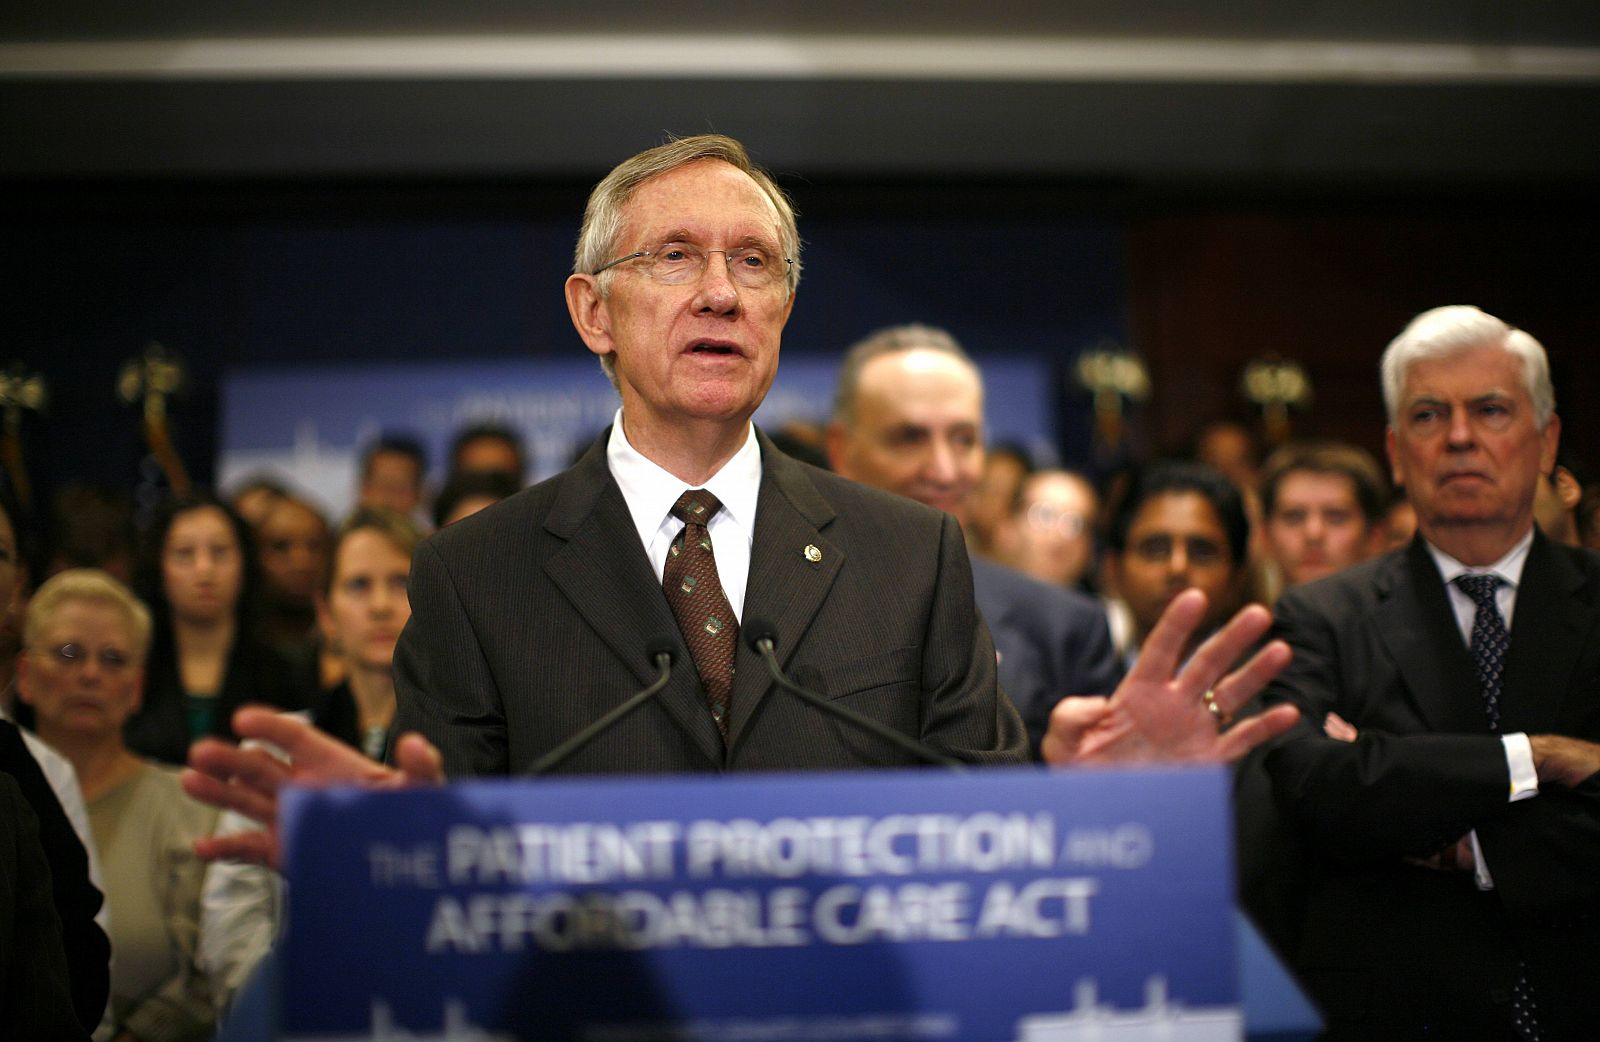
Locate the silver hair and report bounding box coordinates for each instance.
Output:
[1380,305,1554,429]
[572,135,802,388]
[830,323,982,426]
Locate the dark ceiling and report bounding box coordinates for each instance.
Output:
[3,3,1598,184]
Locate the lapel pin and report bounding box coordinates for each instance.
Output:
[803,544,822,563]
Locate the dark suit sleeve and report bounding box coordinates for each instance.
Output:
[0,723,108,1034]
[920,517,1029,766]
[0,773,93,1041]
[1013,594,1119,761]
[393,537,511,777]
[1479,775,1600,922]
[1262,589,1513,863]
[1035,596,1119,752]
[1067,606,1120,696]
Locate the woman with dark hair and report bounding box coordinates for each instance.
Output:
[199,506,424,1015]
[125,495,306,765]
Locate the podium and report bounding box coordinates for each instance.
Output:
[271,766,1318,1041]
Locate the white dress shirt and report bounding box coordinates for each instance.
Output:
[606,409,761,620]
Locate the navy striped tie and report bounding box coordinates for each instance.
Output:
[1453,572,1541,1041]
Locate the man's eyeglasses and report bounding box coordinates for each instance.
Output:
[592,241,793,289]
[40,642,135,674]
[1025,504,1090,538]
[1130,535,1228,567]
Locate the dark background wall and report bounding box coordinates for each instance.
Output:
[4,2,1599,513]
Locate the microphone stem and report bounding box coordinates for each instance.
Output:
[527,653,673,775]
[756,643,965,770]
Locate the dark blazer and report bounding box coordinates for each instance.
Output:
[1263,532,1600,1040]
[970,557,1120,760]
[0,721,108,1035]
[0,773,93,1041]
[312,680,394,762]
[125,632,307,766]
[394,429,1028,775]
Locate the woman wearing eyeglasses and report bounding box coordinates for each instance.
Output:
[124,496,306,766]
[16,568,218,1042]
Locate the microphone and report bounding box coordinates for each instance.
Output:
[744,619,965,769]
[526,636,678,776]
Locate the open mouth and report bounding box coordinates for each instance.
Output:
[689,341,739,356]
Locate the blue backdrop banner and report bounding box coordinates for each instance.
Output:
[217,355,1054,522]
[279,766,1240,1042]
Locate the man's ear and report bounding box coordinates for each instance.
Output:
[1555,465,1582,511]
[564,274,613,360]
[823,422,850,476]
[1539,412,1563,485]
[1385,426,1403,488]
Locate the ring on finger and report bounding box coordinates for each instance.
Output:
[1202,688,1234,730]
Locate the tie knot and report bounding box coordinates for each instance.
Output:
[671,489,723,525]
[1454,573,1504,608]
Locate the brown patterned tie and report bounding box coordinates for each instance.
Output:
[662,489,738,739]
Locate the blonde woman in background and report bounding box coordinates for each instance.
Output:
[17,569,218,1042]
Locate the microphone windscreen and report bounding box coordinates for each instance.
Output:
[644,634,679,664]
[743,617,779,652]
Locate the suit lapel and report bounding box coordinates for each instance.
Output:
[725,432,843,749]
[1375,539,1490,732]
[541,433,725,767]
[1500,532,1594,733]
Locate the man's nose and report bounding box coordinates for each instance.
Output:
[693,252,741,313]
[927,440,962,484]
[1446,408,1475,447]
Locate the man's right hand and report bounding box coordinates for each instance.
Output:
[182,706,444,870]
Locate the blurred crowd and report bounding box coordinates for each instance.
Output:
[3,328,1597,1040]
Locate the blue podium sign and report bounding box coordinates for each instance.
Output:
[279,767,1241,1042]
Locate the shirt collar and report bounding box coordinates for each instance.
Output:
[1425,526,1535,589]
[606,409,762,548]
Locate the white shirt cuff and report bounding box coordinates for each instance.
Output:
[1503,732,1538,803]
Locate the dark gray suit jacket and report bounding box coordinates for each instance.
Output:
[1263,532,1600,1040]
[0,773,90,1041]
[394,429,1028,775]
[970,557,1120,760]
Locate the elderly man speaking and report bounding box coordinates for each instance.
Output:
[187,136,1297,865]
